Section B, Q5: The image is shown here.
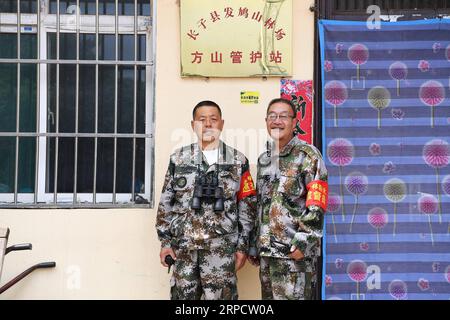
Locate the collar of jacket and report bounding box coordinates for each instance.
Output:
[279,135,305,157]
[190,140,237,167]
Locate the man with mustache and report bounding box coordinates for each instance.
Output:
[156,100,257,300]
[249,98,328,300]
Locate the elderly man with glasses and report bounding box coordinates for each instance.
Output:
[248,98,328,300]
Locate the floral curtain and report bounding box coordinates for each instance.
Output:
[320,19,450,300]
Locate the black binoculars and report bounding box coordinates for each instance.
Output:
[191,174,224,212]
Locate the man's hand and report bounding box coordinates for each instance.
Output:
[235,251,247,271]
[289,246,304,261]
[247,255,260,267]
[160,247,176,267]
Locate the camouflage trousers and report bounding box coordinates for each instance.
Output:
[170,246,238,300]
[260,256,317,300]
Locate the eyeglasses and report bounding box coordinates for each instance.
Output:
[266,112,295,122]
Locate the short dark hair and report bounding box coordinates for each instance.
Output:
[192,100,222,119]
[266,98,296,117]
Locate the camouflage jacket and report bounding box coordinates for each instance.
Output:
[251,136,328,262]
[156,141,257,253]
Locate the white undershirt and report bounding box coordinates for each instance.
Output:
[202,148,219,165]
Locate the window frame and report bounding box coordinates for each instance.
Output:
[0,0,156,208]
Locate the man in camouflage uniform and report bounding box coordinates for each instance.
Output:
[249,98,328,300]
[156,100,257,300]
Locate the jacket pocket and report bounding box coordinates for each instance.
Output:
[219,169,239,200]
[212,211,238,235]
[278,174,306,215]
[172,174,194,211]
[210,170,240,235]
[256,174,271,198]
[169,213,186,238]
[276,175,304,236]
[277,174,301,196]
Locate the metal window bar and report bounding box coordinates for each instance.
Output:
[0,202,152,209]
[0,59,152,66]
[54,0,61,204]
[149,0,156,208]
[0,133,152,138]
[132,0,138,203]
[113,0,119,204]
[93,0,100,204]
[73,0,80,204]
[34,0,41,204]
[13,0,21,205]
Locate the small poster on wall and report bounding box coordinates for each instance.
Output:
[240,91,260,104]
[280,79,313,144]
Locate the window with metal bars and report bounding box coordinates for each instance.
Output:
[48,0,151,15]
[0,0,151,15]
[0,1,37,14]
[0,0,155,208]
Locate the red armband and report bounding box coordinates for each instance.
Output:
[306,180,328,211]
[237,170,256,201]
